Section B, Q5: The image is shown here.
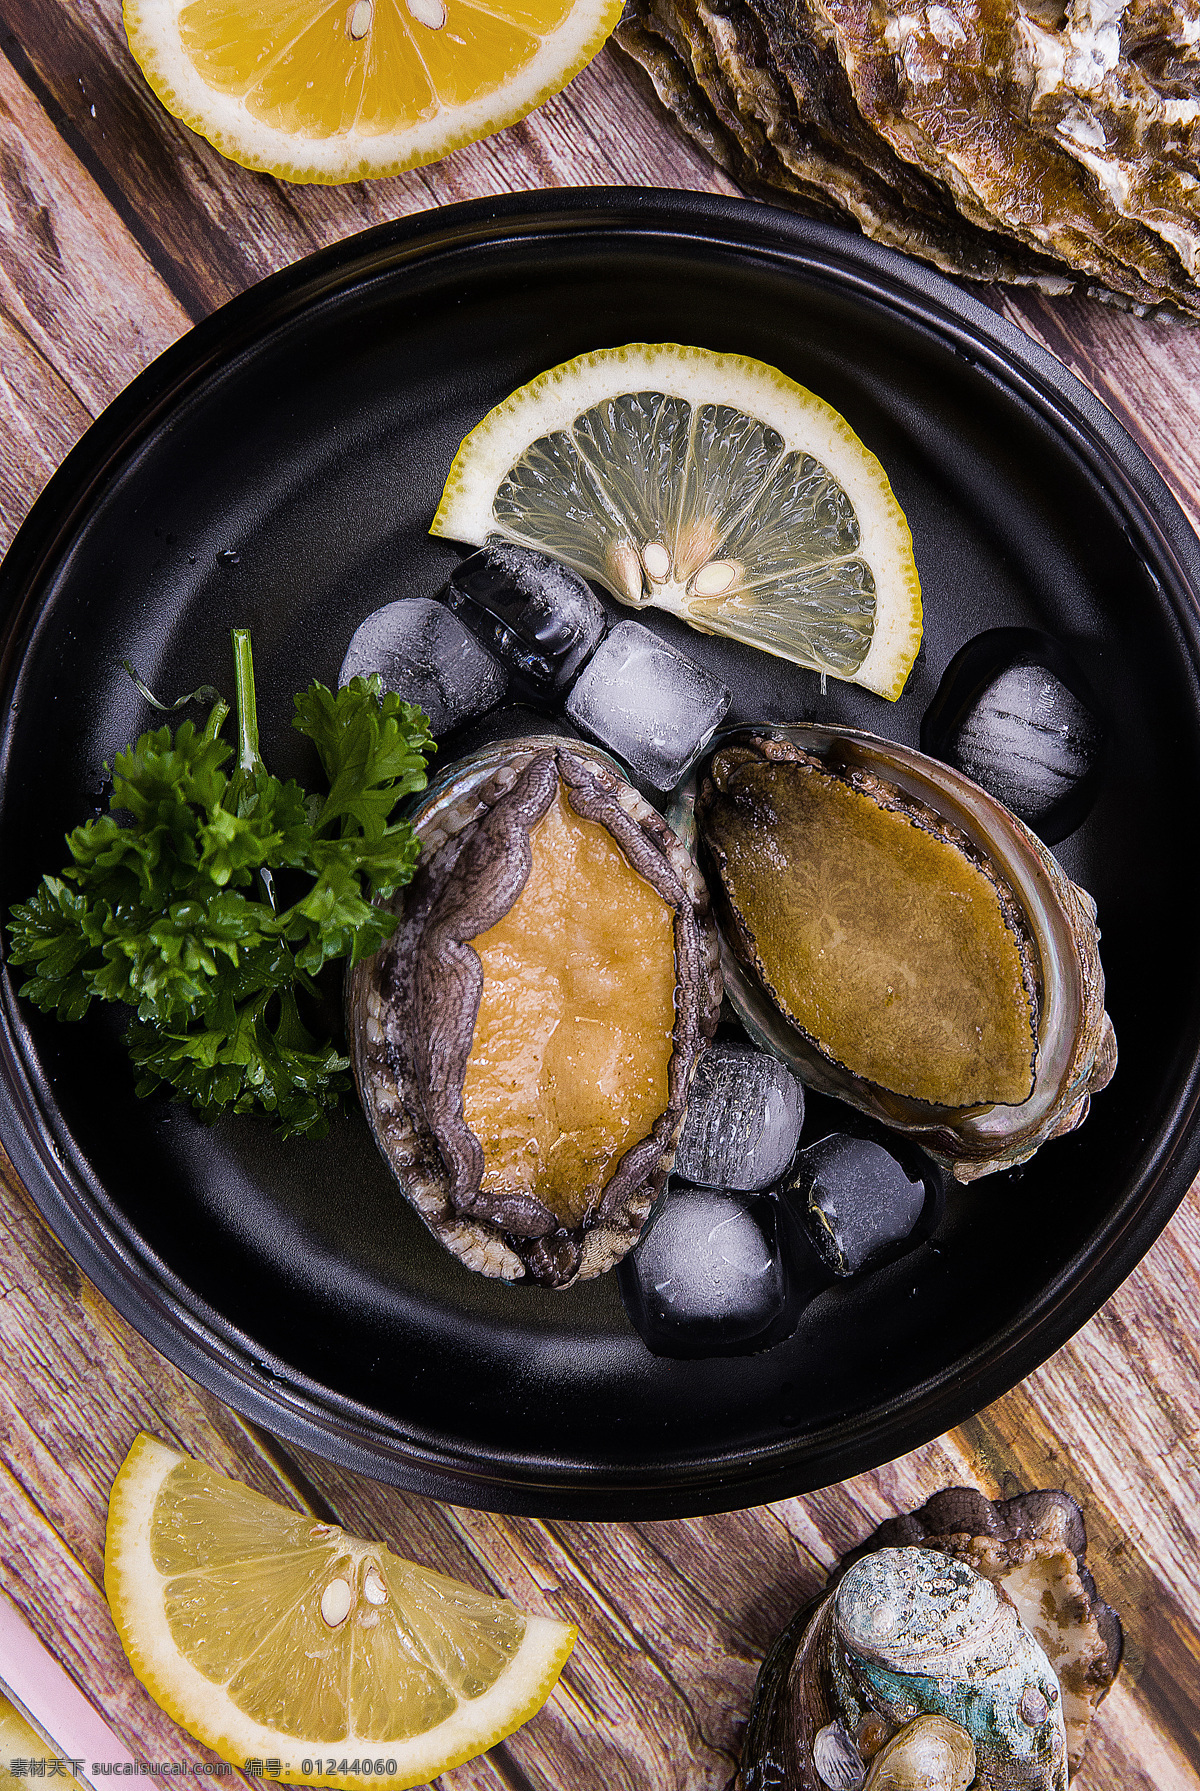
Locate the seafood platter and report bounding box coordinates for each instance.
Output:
[1,192,1200,1515]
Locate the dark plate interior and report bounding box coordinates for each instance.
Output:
[3,191,1200,1517]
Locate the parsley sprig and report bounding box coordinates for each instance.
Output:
[5,628,434,1138]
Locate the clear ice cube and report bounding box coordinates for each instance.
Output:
[565,619,731,792]
[339,597,507,738]
[618,1184,817,1358]
[674,1042,804,1191]
[922,630,1103,844]
[441,542,607,701]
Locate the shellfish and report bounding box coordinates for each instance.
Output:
[847,1488,1124,1772]
[694,726,1116,1181]
[740,1487,1122,1791]
[347,738,721,1288]
[862,1715,976,1789]
[832,1550,1068,1789]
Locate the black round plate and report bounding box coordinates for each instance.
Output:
[3,190,1200,1518]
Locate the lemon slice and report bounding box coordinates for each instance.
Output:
[432,342,922,700]
[105,1434,576,1786]
[123,0,623,183]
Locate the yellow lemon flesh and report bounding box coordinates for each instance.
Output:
[123,0,624,182]
[433,342,923,700]
[105,1434,576,1787]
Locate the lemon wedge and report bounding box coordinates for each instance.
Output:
[105,1434,576,1786]
[123,0,623,183]
[432,342,923,700]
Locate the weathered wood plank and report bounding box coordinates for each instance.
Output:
[0,44,189,416]
[0,311,90,558]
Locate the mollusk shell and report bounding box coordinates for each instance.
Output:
[842,1486,1123,1774]
[347,737,721,1288]
[696,725,1116,1182]
[861,1715,976,1789]
[834,1550,1068,1790]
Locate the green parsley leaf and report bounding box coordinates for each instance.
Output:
[5,629,435,1137]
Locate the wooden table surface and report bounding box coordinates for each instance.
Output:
[3,4,1200,1786]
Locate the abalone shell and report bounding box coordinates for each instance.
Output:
[348,739,722,1288]
[694,726,1116,1181]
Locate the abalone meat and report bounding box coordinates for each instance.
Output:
[348,739,722,1288]
[694,726,1116,1180]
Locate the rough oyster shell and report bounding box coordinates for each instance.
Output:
[740,1487,1121,1791]
[614,0,1200,316]
[616,0,1064,284]
[347,738,721,1289]
[694,726,1117,1182]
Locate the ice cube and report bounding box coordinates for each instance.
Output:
[922,629,1103,845]
[785,1132,934,1277]
[441,542,607,700]
[339,597,508,738]
[565,619,731,792]
[674,1042,804,1191]
[618,1184,820,1358]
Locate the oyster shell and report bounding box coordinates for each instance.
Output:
[614,0,1200,315]
[694,726,1116,1181]
[348,738,721,1289]
[617,0,1064,283]
[740,1487,1122,1791]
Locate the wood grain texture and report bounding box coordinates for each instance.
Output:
[1,1139,1197,1788]
[1,1,1199,1785]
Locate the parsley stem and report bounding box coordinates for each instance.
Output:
[232,628,264,776]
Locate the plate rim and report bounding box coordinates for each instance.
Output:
[3,186,1200,1518]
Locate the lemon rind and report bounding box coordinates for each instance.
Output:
[123,0,624,184]
[431,341,922,700]
[105,1434,576,1787]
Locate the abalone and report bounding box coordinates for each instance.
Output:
[348,739,721,1288]
[833,1550,1069,1788]
[694,726,1116,1181]
[846,1487,1125,1773]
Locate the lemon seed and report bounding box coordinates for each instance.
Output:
[642,543,671,581]
[320,1577,354,1628]
[690,559,738,597]
[363,1566,389,1605]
